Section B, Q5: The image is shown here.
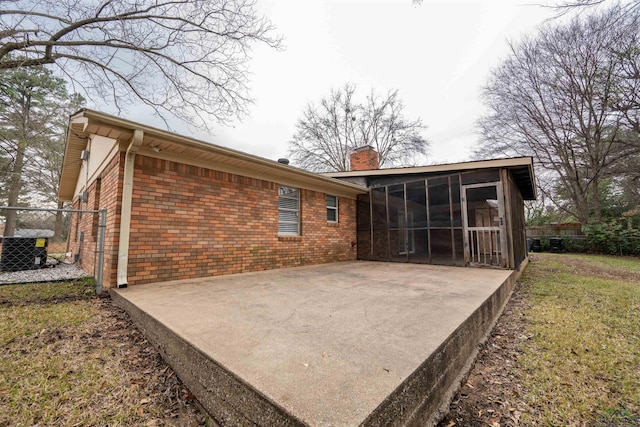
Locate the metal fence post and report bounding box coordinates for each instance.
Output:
[96,209,107,294]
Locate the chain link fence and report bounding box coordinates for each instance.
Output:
[0,207,106,292]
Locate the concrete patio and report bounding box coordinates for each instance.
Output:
[112,261,522,426]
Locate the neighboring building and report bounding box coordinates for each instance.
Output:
[326,148,536,271]
[58,110,536,289]
[58,109,366,288]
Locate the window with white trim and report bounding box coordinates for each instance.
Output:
[278,186,300,235]
[326,195,338,223]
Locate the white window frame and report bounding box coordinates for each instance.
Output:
[278,186,300,235]
[326,195,338,223]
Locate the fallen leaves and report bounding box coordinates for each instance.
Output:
[438,254,640,426]
[0,288,208,426]
[437,271,533,427]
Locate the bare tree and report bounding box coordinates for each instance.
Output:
[289,84,429,172]
[550,0,640,15]
[0,0,280,130]
[477,5,640,224]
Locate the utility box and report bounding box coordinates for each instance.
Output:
[0,237,49,272]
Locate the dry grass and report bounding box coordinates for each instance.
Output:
[0,280,95,304]
[4,255,639,426]
[519,254,640,426]
[439,253,640,427]
[0,281,206,427]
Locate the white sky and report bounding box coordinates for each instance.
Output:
[134,0,559,166]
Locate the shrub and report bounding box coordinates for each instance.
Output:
[583,221,640,256]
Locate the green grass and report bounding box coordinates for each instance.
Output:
[519,253,640,425]
[0,278,95,303]
[0,281,112,426]
[0,301,93,348]
[0,280,203,426]
[0,279,96,347]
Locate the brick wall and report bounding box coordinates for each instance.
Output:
[68,151,124,288]
[68,181,98,276]
[126,155,357,285]
[100,152,125,286]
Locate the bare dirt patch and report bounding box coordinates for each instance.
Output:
[554,254,640,283]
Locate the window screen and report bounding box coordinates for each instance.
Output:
[278,186,300,235]
[326,195,338,222]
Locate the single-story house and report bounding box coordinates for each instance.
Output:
[59,109,536,289]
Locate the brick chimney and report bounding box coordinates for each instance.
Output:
[349,146,379,171]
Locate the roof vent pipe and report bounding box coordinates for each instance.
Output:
[277,158,290,165]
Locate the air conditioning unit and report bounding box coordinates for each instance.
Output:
[0,237,48,272]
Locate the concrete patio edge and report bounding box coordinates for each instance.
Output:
[111,258,530,426]
[425,256,529,423]
[396,257,529,427]
[111,290,308,426]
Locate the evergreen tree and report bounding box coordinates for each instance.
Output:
[0,63,84,238]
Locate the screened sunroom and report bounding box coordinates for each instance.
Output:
[326,156,536,270]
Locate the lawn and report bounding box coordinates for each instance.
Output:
[0,280,207,427]
[519,254,640,426]
[2,255,639,426]
[440,253,640,426]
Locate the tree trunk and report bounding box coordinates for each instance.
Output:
[575,200,590,225]
[591,175,602,223]
[565,173,590,224]
[3,140,27,237]
[53,201,65,241]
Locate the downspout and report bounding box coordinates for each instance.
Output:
[117,129,143,288]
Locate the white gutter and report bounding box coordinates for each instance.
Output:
[117,129,143,288]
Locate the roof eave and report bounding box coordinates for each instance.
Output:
[57,109,368,202]
[323,157,537,200]
[58,113,91,201]
[323,157,535,178]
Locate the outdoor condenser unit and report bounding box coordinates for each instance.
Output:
[0,237,49,272]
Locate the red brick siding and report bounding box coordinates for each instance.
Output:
[100,152,125,287]
[68,152,124,288]
[126,155,357,285]
[68,182,98,275]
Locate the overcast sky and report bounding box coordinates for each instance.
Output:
[135,0,559,166]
